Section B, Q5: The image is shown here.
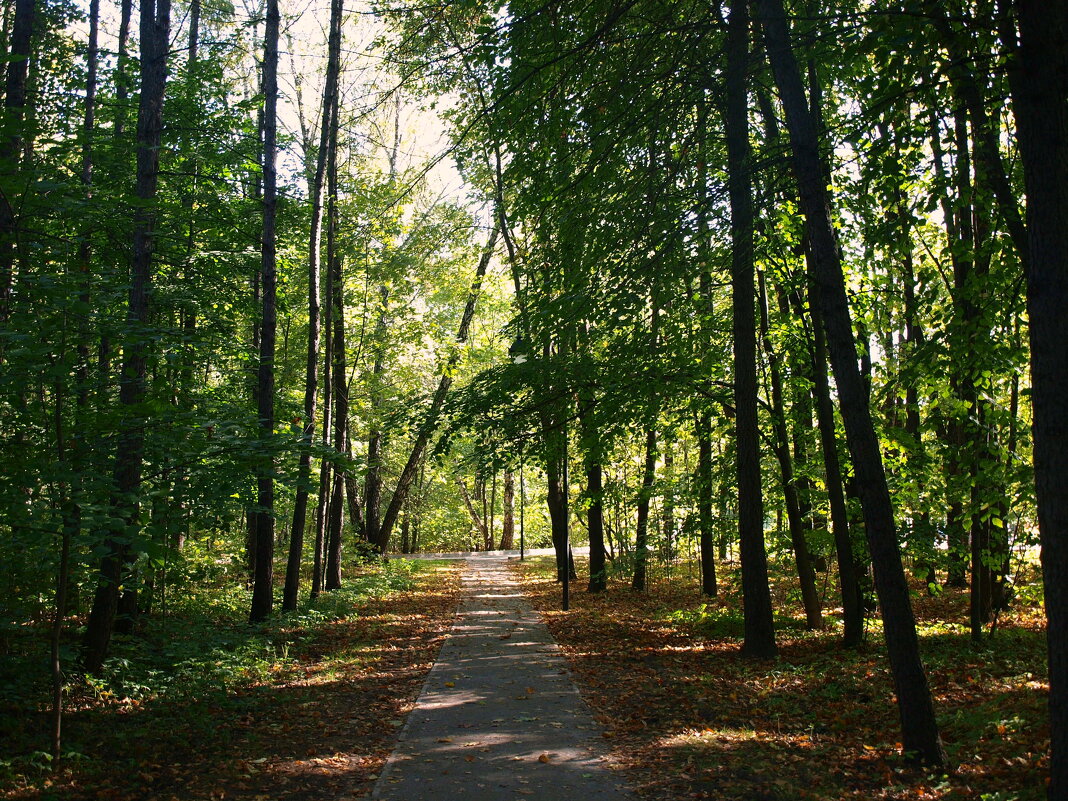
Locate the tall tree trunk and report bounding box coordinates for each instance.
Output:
[113,0,133,138]
[311,229,335,601]
[759,271,822,629]
[82,0,172,671]
[325,101,346,592]
[930,109,969,589]
[363,287,388,548]
[757,0,945,763]
[727,0,776,659]
[579,390,607,593]
[631,427,657,591]
[283,0,342,611]
[0,0,34,328]
[543,421,572,583]
[661,441,675,561]
[801,274,864,647]
[1008,3,1068,795]
[697,412,717,596]
[248,0,279,624]
[696,87,718,598]
[57,0,99,757]
[585,459,606,592]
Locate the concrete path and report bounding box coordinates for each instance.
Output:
[372,553,635,801]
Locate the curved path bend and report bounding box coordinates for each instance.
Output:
[372,553,635,800]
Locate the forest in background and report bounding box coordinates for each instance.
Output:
[0,0,1066,797]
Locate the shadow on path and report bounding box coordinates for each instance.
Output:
[372,555,634,800]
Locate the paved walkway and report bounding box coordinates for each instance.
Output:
[372,553,635,800]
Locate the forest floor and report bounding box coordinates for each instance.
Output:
[0,560,464,801]
[515,554,1049,801]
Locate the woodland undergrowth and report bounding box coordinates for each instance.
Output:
[517,554,1047,801]
[0,560,463,800]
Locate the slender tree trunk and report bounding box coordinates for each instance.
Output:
[579,388,606,593]
[586,459,606,592]
[1008,3,1068,795]
[758,0,945,762]
[311,226,335,601]
[345,433,364,539]
[662,441,675,561]
[804,274,863,647]
[113,0,132,138]
[727,0,776,659]
[56,0,99,755]
[500,470,515,550]
[82,0,172,671]
[248,0,279,624]
[283,0,342,611]
[759,271,822,629]
[631,427,657,591]
[363,286,388,548]
[696,89,718,598]
[458,478,488,546]
[0,0,34,328]
[544,423,572,583]
[325,103,345,591]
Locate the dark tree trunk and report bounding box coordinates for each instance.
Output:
[697,412,718,596]
[345,433,364,540]
[727,0,776,659]
[586,459,606,592]
[248,0,279,624]
[661,442,675,561]
[631,427,657,592]
[0,0,34,327]
[325,107,345,591]
[696,87,718,599]
[364,287,388,549]
[283,0,341,611]
[56,0,99,756]
[929,109,970,590]
[757,0,945,763]
[1008,2,1068,796]
[759,271,822,629]
[543,424,573,583]
[113,0,132,138]
[805,277,863,648]
[82,0,171,671]
[929,1,1028,263]
[311,238,335,601]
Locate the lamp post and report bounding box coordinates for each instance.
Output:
[512,337,528,563]
[561,420,570,612]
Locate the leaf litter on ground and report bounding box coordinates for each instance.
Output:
[513,555,1048,801]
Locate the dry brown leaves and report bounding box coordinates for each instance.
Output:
[4,562,463,801]
[515,556,1048,801]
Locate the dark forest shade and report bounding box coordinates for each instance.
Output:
[756,0,946,766]
[1010,2,1068,796]
[726,0,777,660]
[82,0,172,670]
